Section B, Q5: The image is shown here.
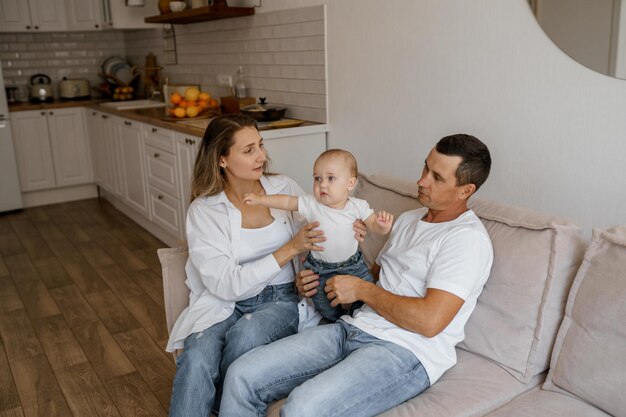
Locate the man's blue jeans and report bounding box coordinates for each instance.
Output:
[220,319,430,417]
[304,250,374,321]
[168,283,299,417]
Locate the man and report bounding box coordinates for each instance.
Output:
[219,134,493,417]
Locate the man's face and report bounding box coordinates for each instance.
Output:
[416,149,466,210]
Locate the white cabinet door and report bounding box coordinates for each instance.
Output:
[66,0,102,31]
[27,0,67,31]
[47,107,93,187]
[87,110,107,187]
[118,118,149,216]
[11,110,56,192]
[174,132,200,236]
[263,132,326,194]
[103,0,157,29]
[104,114,124,198]
[0,0,31,32]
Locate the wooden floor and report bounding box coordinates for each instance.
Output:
[0,198,176,417]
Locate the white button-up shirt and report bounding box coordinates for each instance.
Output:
[166,175,320,352]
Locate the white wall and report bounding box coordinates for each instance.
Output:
[322,0,626,236]
[247,0,626,235]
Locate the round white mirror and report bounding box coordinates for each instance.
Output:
[530,0,626,79]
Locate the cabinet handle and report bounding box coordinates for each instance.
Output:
[40,111,45,116]
[154,152,160,158]
[34,25,39,30]
[124,121,132,126]
[158,194,164,200]
[185,138,190,144]
[92,111,97,116]
[152,127,158,133]
[49,111,54,115]
[102,115,108,119]
[192,140,196,144]
[95,24,99,28]
[26,25,30,29]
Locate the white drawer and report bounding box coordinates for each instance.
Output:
[149,186,182,239]
[145,144,178,198]
[144,126,175,153]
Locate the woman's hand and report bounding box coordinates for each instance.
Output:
[273,222,325,268]
[291,221,325,253]
[353,219,367,242]
[296,269,320,297]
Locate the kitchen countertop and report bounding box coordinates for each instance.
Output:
[8,99,327,138]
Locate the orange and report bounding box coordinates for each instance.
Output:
[186,106,200,118]
[174,107,186,118]
[208,98,218,108]
[198,92,210,101]
[198,100,208,109]
[178,100,189,108]
[170,92,182,105]
[184,87,200,102]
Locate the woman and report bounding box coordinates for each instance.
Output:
[167,115,362,417]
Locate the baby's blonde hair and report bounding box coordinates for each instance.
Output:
[315,149,358,177]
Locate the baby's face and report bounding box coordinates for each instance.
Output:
[312,156,356,209]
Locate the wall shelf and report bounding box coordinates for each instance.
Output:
[144,5,254,24]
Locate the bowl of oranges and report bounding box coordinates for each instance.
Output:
[165,86,219,119]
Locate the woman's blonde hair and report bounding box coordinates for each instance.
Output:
[190,114,269,200]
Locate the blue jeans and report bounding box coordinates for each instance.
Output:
[304,250,373,322]
[168,283,299,417]
[220,319,430,417]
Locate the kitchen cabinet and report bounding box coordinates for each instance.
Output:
[11,108,91,192]
[262,131,327,194]
[86,110,108,187]
[0,0,67,32]
[0,0,155,32]
[145,125,183,239]
[66,0,103,31]
[174,132,200,236]
[119,119,149,217]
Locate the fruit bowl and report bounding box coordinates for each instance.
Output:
[164,87,220,119]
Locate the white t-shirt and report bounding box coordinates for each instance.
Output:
[240,219,294,286]
[297,195,374,263]
[342,208,493,384]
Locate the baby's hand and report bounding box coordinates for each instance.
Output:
[375,211,394,233]
[243,193,259,205]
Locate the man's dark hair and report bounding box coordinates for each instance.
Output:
[436,134,491,191]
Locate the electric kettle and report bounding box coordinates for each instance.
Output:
[30,74,54,102]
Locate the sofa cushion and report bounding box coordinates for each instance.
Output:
[353,174,423,266]
[542,226,626,416]
[485,387,610,417]
[267,349,543,417]
[459,199,586,383]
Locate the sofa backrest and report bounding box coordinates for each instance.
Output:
[354,173,587,383]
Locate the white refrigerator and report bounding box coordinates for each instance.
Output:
[0,61,24,212]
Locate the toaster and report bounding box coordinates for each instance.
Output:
[59,78,90,100]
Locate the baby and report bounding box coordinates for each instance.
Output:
[243,148,393,321]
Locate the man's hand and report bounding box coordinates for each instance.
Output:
[242,192,259,205]
[325,275,371,307]
[353,219,367,242]
[296,269,320,297]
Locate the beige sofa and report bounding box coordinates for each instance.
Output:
[158,174,625,417]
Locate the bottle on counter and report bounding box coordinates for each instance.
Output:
[235,66,247,99]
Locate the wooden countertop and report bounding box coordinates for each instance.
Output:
[8,100,325,138]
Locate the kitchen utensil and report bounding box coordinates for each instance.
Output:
[29,74,53,102]
[5,86,18,103]
[169,1,186,12]
[101,56,127,76]
[240,97,287,121]
[59,78,90,100]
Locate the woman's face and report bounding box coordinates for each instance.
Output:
[220,126,267,183]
